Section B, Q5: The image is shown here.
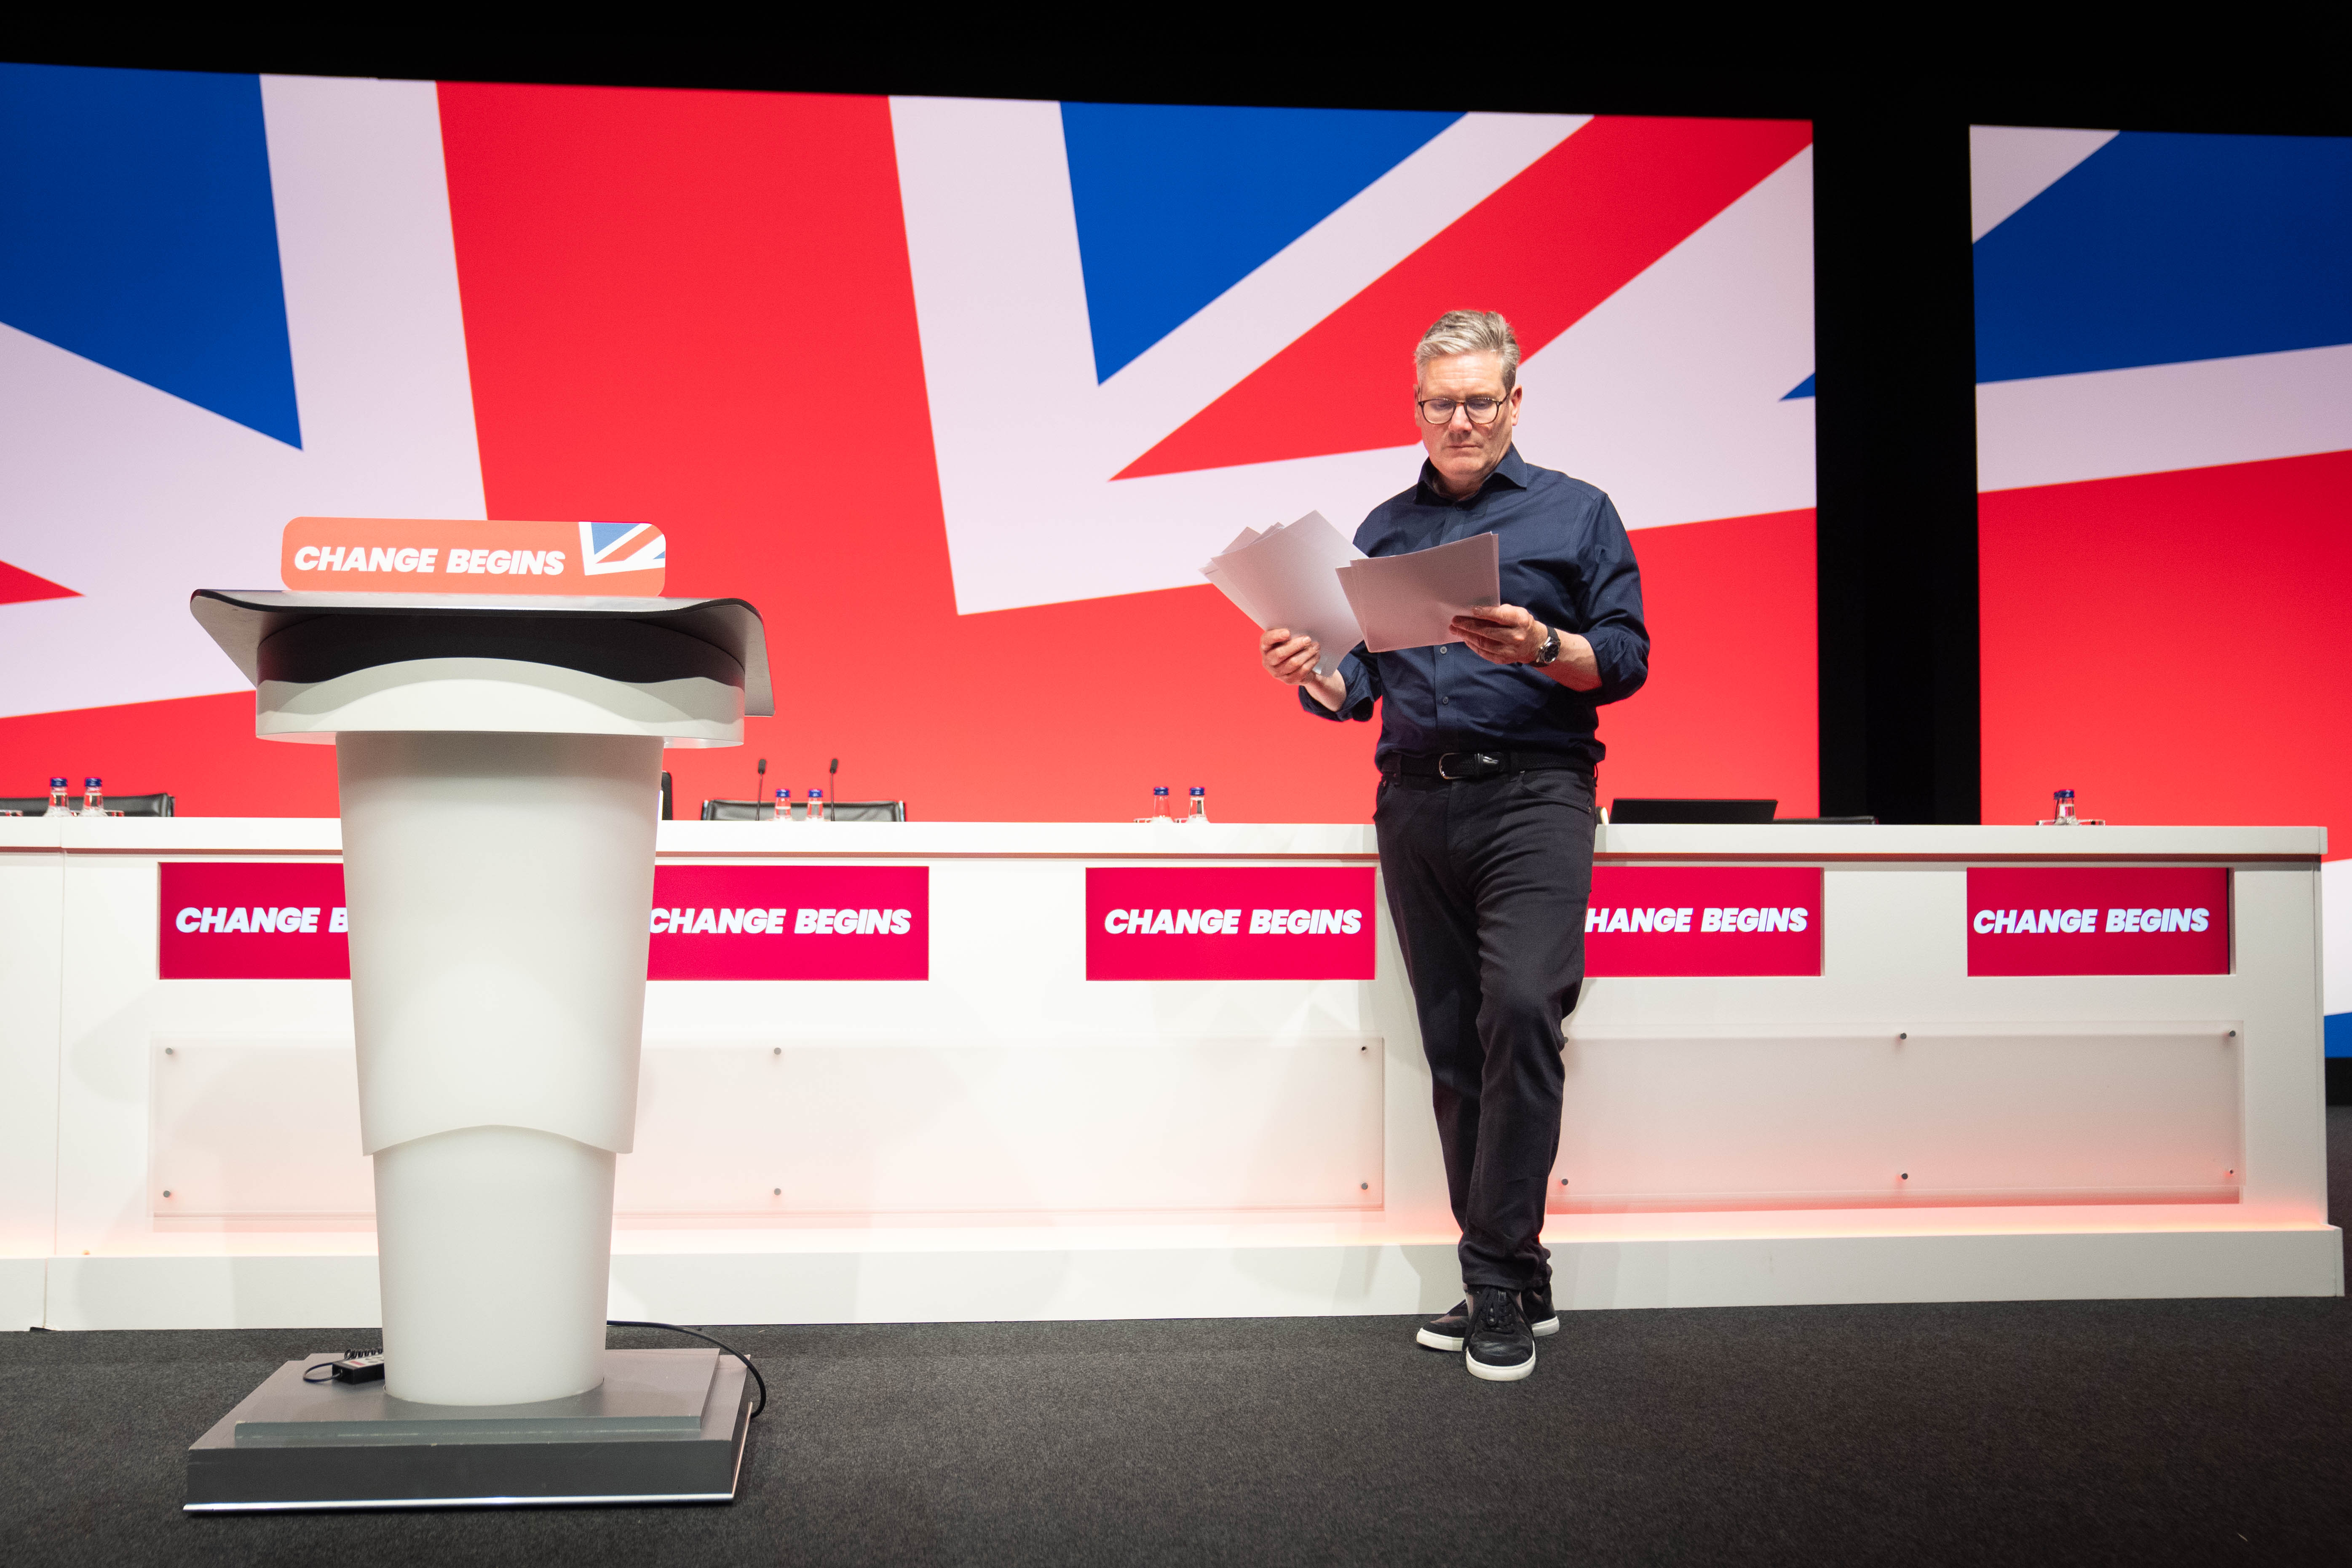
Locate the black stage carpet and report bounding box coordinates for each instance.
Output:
[6,1111,2348,1568]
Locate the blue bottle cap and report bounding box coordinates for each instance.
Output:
[1191,786,1204,795]
[2054,788,2074,799]
[810,789,823,800]
[86,777,101,787]
[776,789,789,799]
[1154,786,1169,795]
[51,778,67,787]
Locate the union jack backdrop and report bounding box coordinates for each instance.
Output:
[0,67,1818,822]
[1968,126,2352,1052]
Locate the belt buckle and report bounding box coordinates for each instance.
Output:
[1438,752,1498,781]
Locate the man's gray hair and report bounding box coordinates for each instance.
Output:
[1414,310,1520,391]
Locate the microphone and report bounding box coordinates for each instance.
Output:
[756,757,767,801]
[829,757,839,803]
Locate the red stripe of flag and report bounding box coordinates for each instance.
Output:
[0,560,80,606]
[1115,115,1814,480]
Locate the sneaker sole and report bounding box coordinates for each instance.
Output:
[1466,1347,1536,1382]
[1529,1315,1559,1338]
[1415,1327,1466,1352]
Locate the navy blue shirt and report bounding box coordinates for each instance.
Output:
[1301,446,1649,770]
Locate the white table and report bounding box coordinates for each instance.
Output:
[1,816,2337,1331]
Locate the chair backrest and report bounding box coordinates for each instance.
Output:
[824,800,905,822]
[108,792,177,817]
[0,793,174,816]
[699,798,905,822]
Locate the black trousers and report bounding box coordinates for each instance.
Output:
[1375,767,1595,1292]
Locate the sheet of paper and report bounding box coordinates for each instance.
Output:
[1199,510,1366,676]
[1199,563,1267,629]
[1335,531,1501,653]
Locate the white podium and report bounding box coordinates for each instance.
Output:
[182,589,771,1510]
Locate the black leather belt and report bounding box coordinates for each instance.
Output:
[1384,749,1591,781]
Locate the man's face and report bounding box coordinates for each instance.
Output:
[1415,351,1522,493]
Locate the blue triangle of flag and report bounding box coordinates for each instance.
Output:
[0,63,302,447]
[1060,103,1463,384]
[1974,130,2352,383]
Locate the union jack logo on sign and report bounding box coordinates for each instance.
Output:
[579,520,666,576]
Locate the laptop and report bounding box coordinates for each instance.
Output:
[1608,798,1777,824]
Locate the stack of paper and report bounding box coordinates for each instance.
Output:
[1337,532,1501,653]
[1201,512,1503,665]
[1200,512,1365,677]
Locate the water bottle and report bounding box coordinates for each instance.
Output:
[1188,786,1207,823]
[1153,786,1172,821]
[84,777,104,815]
[807,789,825,824]
[2053,788,2078,825]
[48,777,74,818]
[773,789,791,822]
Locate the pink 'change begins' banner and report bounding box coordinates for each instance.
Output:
[158,862,927,980]
[158,862,352,979]
[1966,867,2229,976]
[1583,866,1822,977]
[648,864,927,980]
[1087,867,1376,980]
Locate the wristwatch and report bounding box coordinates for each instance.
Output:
[1533,625,1562,666]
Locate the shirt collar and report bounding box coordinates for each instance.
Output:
[1418,444,1530,506]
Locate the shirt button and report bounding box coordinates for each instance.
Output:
[1440,696,1450,705]
[1437,646,1448,656]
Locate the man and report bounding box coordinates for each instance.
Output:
[1260,310,1648,1382]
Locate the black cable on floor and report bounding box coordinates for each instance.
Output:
[607,1319,767,1419]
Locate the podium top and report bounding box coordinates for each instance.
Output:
[190,590,773,718]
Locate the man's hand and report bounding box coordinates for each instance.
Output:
[1261,628,1347,712]
[1450,604,1602,692]
[1261,626,1322,684]
[1451,604,1548,664]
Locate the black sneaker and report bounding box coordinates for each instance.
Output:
[1464,1286,1536,1381]
[1415,1300,1469,1352]
[1523,1277,1560,1338]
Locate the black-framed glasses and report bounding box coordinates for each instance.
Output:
[1416,395,1508,426]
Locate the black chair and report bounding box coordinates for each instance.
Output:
[109,792,176,817]
[825,800,905,823]
[700,798,906,822]
[0,792,174,816]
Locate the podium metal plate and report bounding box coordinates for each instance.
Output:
[185,1348,753,1511]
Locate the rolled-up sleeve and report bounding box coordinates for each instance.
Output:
[1298,644,1381,722]
[1575,497,1649,705]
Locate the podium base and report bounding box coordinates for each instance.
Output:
[185,1349,752,1512]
